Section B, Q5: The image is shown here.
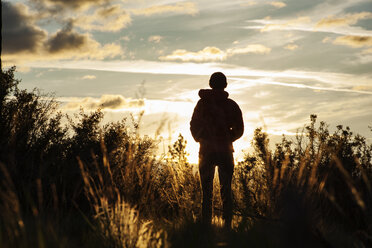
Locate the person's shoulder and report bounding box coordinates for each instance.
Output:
[226,98,242,111]
[227,98,239,106]
[194,98,206,109]
[196,98,205,104]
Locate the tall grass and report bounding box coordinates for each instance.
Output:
[78,142,166,248]
[2,67,372,247]
[232,118,372,247]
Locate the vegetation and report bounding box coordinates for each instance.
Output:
[1,67,372,247]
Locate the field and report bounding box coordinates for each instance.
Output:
[1,67,372,247]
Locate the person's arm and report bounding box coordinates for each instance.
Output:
[190,101,204,142]
[230,102,244,142]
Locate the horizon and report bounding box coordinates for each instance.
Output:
[3,0,372,163]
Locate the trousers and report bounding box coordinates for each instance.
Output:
[199,152,234,227]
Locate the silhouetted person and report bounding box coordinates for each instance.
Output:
[190,72,244,229]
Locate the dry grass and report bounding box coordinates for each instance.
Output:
[1,84,371,247]
[78,140,167,248]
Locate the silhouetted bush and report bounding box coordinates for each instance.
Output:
[234,115,372,247]
[1,67,372,247]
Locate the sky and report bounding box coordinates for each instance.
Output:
[3,0,372,163]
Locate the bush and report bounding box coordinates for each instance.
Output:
[2,67,372,247]
[234,115,372,247]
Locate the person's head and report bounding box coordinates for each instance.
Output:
[209,72,227,90]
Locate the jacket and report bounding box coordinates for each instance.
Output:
[190,89,244,154]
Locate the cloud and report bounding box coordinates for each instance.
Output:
[45,22,124,58]
[241,1,257,7]
[148,35,163,43]
[74,5,132,32]
[362,48,372,54]
[130,2,198,16]
[268,1,286,8]
[247,17,372,37]
[82,75,96,80]
[229,77,372,95]
[160,44,271,62]
[352,85,372,92]
[241,1,285,8]
[333,35,372,48]
[2,2,47,54]
[260,17,311,32]
[120,36,130,42]
[227,44,271,55]
[31,0,112,10]
[23,59,365,85]
[4,22,124,65]
[47,23,87,53]
[322,37,332,43]
[159,46,227,62]
[3,2,125,65]
[284,43,299,50]
[64,95,145,110]
[253,91,271,98]
[315,12,372,28]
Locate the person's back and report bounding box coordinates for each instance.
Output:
[190,72,244,229]
[191,88,243,154]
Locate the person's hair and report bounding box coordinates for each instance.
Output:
[209,72,227,89]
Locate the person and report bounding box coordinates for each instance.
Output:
[190,72,244,229]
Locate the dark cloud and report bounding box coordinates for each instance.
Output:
[65,95,145,110]
[333,35,372,48]
[3,9,123,62]
[2,2,47,54]
[46,22,88,53]
[96,95,145,109]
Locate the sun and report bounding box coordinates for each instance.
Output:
[177,125,200,164]
[177,123,254,165]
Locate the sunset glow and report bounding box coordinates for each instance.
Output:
[3,0,372,163]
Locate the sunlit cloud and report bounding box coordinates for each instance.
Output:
[253,91,271,98]
[74,5,132,32]
[315,12,372,28]
[322,37,332,43]
[63,95,144,110]
[352,85,372,91]
[30,0,113,11]
[246,16,372,37]
[25,59,372,88]
[120,36,130,42]
[130,2,198,16]
[268,1,286,8]
[344,53,372,65]
[82,75,96,80]
[240,1,257,7]
[148,35,163,43]
[227,44,271,55]
[229,77,372,95]
[259,17,311,32]
[159,46,227,62]
[362,48,372,54]
[333,35,372,48]
[160,44,271,62]
[284,43,299,50]
[241,1,285,8]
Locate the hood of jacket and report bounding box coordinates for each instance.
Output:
[198,89,229,101]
